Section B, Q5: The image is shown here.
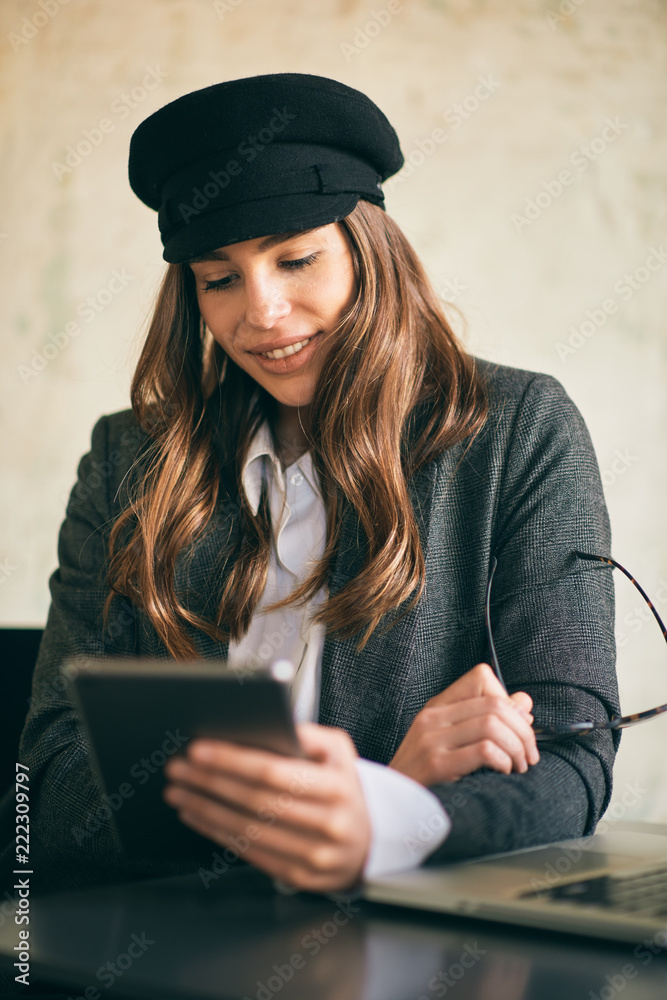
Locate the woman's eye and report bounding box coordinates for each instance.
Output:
[203,275,234,293]
[201,252,319,292]
[279,252,320,270]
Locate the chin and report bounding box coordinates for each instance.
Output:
[268,385,315,410]
[277,396,314,411]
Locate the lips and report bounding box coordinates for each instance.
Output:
[249,331,323,373]
[248,334,318,355]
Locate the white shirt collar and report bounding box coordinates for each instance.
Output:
[241,419,321,515]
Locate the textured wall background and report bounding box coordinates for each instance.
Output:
[1,0,666,823]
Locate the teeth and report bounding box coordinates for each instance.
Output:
[262,336,313,360]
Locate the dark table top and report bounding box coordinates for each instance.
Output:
[1,865,666,1000]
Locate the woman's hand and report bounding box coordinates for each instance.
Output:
[388,662,539,787]
[162,722,371,893]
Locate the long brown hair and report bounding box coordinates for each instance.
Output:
[103,200,488,658]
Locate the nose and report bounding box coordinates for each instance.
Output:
[243,271,291,330]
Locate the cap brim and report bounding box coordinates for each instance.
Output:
[163,191,361,264]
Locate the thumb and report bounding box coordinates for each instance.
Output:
[509,690,534,719]
[430,662,506,707]
[295,722,357,767]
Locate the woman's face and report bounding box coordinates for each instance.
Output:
[190,222,357,412]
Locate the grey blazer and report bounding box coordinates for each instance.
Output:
[2,358,620,895]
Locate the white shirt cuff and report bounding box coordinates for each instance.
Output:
[355,757,451,880]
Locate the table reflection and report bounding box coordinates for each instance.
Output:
[5,867,666,1000]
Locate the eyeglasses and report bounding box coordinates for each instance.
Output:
[485,551,667,742]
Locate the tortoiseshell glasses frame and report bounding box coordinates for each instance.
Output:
[485,551,667,743]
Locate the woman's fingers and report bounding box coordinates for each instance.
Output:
[432,715,530,773]
[427,662,507,706]
[413,696,539,767]
[427,664,534,719]
[164,784,363,891]
[197,811,364,894]
[388,663,541,786]
[164,757,342,838]
[389,727,515,787]
[163,780,335,857]
[509,690,534,720]
[434,665,539,765]
[162,725,372,892]
[396,712,531,785]
[437,741,514,782]
[295,721,359,767]
[175,736,337,804]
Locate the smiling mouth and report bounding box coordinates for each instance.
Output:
[259,335,316,360]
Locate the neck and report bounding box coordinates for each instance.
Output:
[276,403,311,468]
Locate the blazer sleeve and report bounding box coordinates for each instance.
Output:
[424,373,621,863]
[10,414,203,891]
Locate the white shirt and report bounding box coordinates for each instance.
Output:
[225,419,450,879]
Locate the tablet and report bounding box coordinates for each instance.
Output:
[65,657,303,861]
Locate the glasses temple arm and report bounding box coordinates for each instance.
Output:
[575,550,667,646]
[485,556,508,693]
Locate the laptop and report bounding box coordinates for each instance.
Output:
[363,821,667,943]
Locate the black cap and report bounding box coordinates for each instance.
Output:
[128,72,404,263]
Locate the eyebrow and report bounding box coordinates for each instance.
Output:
[187,228,321,265]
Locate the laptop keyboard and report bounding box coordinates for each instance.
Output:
[520,862,667,917]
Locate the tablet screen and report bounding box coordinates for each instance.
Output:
[65,658,302,861]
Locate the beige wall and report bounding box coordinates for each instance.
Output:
[1,0,666,822]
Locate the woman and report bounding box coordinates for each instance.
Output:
[9,73,619,897]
